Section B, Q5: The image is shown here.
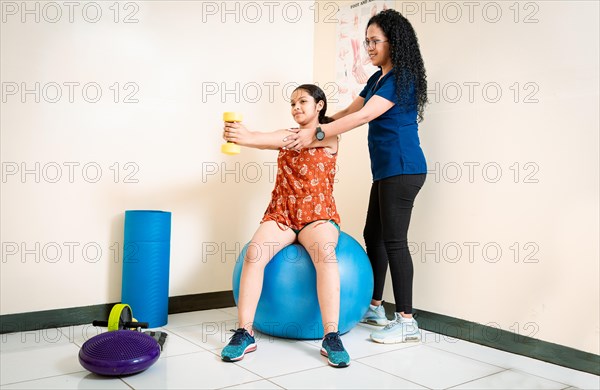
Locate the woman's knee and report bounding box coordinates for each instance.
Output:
[382,236,409,250]
[363,222,384,247]
[309,244,338,266]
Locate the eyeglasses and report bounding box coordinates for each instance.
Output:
[363,39,388,50]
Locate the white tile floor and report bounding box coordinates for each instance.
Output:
[1,307,599,389]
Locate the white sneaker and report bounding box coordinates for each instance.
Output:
[360,304,389,326]
[370,313,421,344]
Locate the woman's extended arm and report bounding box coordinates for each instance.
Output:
[284,95,394,150]
[224,123,339,152]
[223,122,296,150]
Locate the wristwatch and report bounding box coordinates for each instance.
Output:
[315,126,325,141]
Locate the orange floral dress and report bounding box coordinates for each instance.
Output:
[261,146,341,231]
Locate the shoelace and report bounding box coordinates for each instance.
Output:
[324,332,344,351]
[382,315,403,330]
[383,314,417,330]
[228,328,248,345]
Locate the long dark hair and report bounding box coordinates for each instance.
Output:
[293,84,334,124]
[367,9,428,122]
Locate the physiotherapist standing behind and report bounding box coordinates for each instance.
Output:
[285,8,428,344]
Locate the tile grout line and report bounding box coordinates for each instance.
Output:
[444,368,511,389]
[162,328,223,353]
[354,343,506,389]
[0,369,91,388]
[351,359,434,390]
[423,337,600,384]
[120,376,135,390]
[203,348,286,388]
[216,376,285,390]
[509,368,574,388]
[419,341,516,371]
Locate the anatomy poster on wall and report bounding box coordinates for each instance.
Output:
[335,0,394,109]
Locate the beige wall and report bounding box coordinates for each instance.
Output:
[1,1,315,312]
[314,0,599,354]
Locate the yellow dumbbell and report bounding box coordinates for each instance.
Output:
[221,112,242,155]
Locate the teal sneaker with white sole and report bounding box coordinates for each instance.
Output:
[221,328,256,362]
[320,331,350,368]
[360,303,389,326]
[370,313,421,344]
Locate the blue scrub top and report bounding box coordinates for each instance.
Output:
[359,68,427,181]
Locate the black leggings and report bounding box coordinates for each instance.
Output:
[363,174,426,314]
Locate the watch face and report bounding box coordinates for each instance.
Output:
[316,128,325,140]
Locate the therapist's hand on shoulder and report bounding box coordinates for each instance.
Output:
[283,127,315,151]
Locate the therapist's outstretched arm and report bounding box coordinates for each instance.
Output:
[284,95,394,150]
[330,95,365,121]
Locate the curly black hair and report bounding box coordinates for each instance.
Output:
[367,9,428,122]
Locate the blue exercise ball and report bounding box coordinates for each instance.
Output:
[232,231,373,339]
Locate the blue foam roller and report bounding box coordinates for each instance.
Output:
[122,210,171,328]
[124,210,171,243]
